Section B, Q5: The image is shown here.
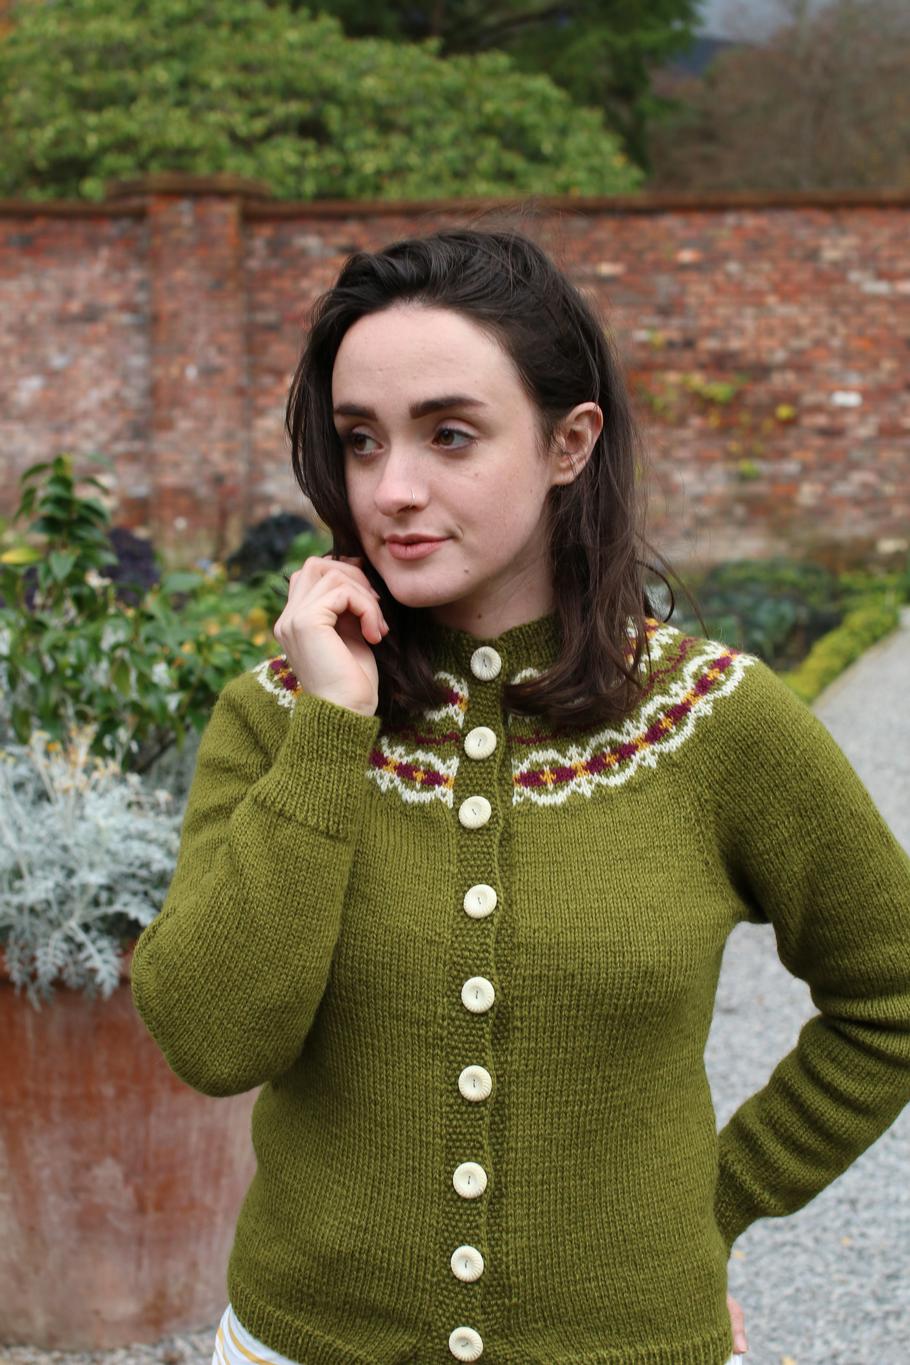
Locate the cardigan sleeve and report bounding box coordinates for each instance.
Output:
[696,654,910,1253]
[130,672,381,1097]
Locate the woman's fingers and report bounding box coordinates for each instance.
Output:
[322,584,386,643]
[317,556,388,636]
[275,556,388,649]
[726,1291,748,1353]
[270,551,388,715]
[318,553,383,600]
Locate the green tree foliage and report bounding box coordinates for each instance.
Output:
[0,0,644,201]
[301,0,701,173]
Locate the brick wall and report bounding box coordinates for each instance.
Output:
[1,173,907,572]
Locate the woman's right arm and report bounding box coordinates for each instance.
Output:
[130,551,388,1097]
[130,676,382,1096]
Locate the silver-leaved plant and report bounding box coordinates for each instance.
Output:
[0,721,184,1009]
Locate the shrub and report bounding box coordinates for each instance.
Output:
[0,0,642,202]
[670,556,844,670]
[225,512,323,583]
[0,452,272,772]
[0,722,183,1008]
[780,598,902,704]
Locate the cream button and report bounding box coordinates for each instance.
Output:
[470,646,501,681]
[458,795,491,829]
[464,725,497,760]
[463,884,497,919]
[453,1161,488,1198]
[448,1325,483,1361]
[451,1245,485,1282]
[461,976,495,1013]
[458,1064,492,1101]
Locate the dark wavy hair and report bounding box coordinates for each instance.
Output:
[285,211,703,731]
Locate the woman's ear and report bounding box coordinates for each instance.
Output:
[552,403,601,485]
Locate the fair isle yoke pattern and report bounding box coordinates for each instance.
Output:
[365,669,466,807]
[249,619,757,808]
[509,621,757,806]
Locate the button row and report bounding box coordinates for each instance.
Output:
[447,647,503,1360]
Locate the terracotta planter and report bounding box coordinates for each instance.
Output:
[0,941,259,1350]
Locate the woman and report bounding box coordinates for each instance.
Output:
[131,223,910,1364]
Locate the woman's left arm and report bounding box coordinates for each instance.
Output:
[693,654,910,1255]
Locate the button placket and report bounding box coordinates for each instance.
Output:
[447,646,504,1359]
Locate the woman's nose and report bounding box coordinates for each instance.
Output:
[374,469,426,511]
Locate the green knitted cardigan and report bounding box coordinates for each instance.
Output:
[130,610,910,1365]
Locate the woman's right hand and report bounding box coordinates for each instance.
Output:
[272,553,390,717]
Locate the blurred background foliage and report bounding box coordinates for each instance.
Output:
[663,556,907,672]
[0,0,904,195]
[0,0,642,202]
[0,454,330,801]
[647,0,910,191]
[292,0,700,179]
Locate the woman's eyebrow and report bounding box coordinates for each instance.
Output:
[333,394,490,420]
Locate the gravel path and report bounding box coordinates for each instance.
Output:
[4,611,909,1365]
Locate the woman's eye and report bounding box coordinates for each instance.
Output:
[345,431,378,456]
[436,426,473,449]
[343,426,473,457]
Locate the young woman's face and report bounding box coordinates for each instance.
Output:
[331,302,600,633]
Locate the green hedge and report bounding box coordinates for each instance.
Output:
[779,597,902,704]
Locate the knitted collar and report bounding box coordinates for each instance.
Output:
[418,607,563,680]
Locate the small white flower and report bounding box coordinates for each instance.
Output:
[150,660,171,688]
[84,568,113,590]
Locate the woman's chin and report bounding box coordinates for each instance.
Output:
[380,572,469,610]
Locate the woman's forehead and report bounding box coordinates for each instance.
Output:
[332,307,516,403]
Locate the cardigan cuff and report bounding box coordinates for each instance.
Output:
[250,689,381,839]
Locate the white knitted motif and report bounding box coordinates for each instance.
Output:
[509,626,757,807]
[248,655,300,710]
[364,669,467,807]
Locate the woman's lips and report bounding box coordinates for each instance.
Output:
[385,538,448,560]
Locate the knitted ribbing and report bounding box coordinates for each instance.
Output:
[130,609,910,1364]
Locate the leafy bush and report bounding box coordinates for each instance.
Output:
[669,557,845,670]
[0,722,183,1008]
[105,525,161,605]
[0,452,274,772]
[0,0,643,202]
[225,512,324,583]
[8,523,161,614]
[837,562,910,609]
